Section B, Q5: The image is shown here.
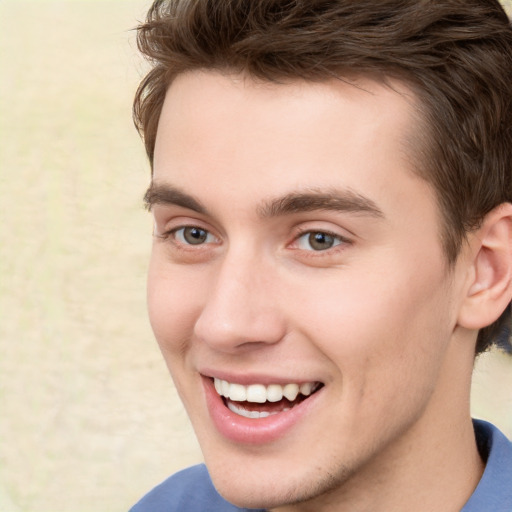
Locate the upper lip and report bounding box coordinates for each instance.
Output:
[200,369,323,386]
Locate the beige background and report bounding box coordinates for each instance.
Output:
[0,1,511,511]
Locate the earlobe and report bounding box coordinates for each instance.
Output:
[458,203,512,330]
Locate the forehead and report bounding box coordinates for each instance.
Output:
[155,71,418,154]
[153,70,430,222]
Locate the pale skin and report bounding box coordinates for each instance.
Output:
[146,71,512,511]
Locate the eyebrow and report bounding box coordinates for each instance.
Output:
[144,182,384,219]
[144,183,208,214]
[258,188,384,219]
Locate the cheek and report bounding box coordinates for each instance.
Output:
[290,262,453,396]
[146,255,203,356]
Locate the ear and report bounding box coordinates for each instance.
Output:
[457,203,512,330]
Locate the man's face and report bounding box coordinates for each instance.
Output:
[147,71,470,510]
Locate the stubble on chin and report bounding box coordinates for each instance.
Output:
[223,462,354,512]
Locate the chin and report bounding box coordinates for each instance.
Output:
[210,471,300,510]
[202,446,353,511]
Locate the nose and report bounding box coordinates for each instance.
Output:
[193,251,287,353]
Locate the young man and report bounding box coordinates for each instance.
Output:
[130,1,512,510]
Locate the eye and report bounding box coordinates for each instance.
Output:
[174,226,216,245]
[295,231,344,251]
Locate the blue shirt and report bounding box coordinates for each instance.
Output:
[130,420,512,511]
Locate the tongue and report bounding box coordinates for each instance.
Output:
[225,396,304,414]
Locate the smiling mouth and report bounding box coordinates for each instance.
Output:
[213,378,324,419]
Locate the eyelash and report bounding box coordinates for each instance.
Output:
[157,225,350,254]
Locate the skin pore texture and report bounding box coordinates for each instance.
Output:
[146,71,510,512]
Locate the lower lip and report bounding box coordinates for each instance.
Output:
[203,377,322,445]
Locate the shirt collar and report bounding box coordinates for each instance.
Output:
[461,419,512,511]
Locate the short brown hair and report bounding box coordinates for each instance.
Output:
[133,0,512,354]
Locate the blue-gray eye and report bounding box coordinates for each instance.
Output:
[297,231,342,251]
[175,227,214,245]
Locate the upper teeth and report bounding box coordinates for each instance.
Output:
[214,378,317,403]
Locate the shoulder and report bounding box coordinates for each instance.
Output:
[129,464,265,512]
[462,420,512,511]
